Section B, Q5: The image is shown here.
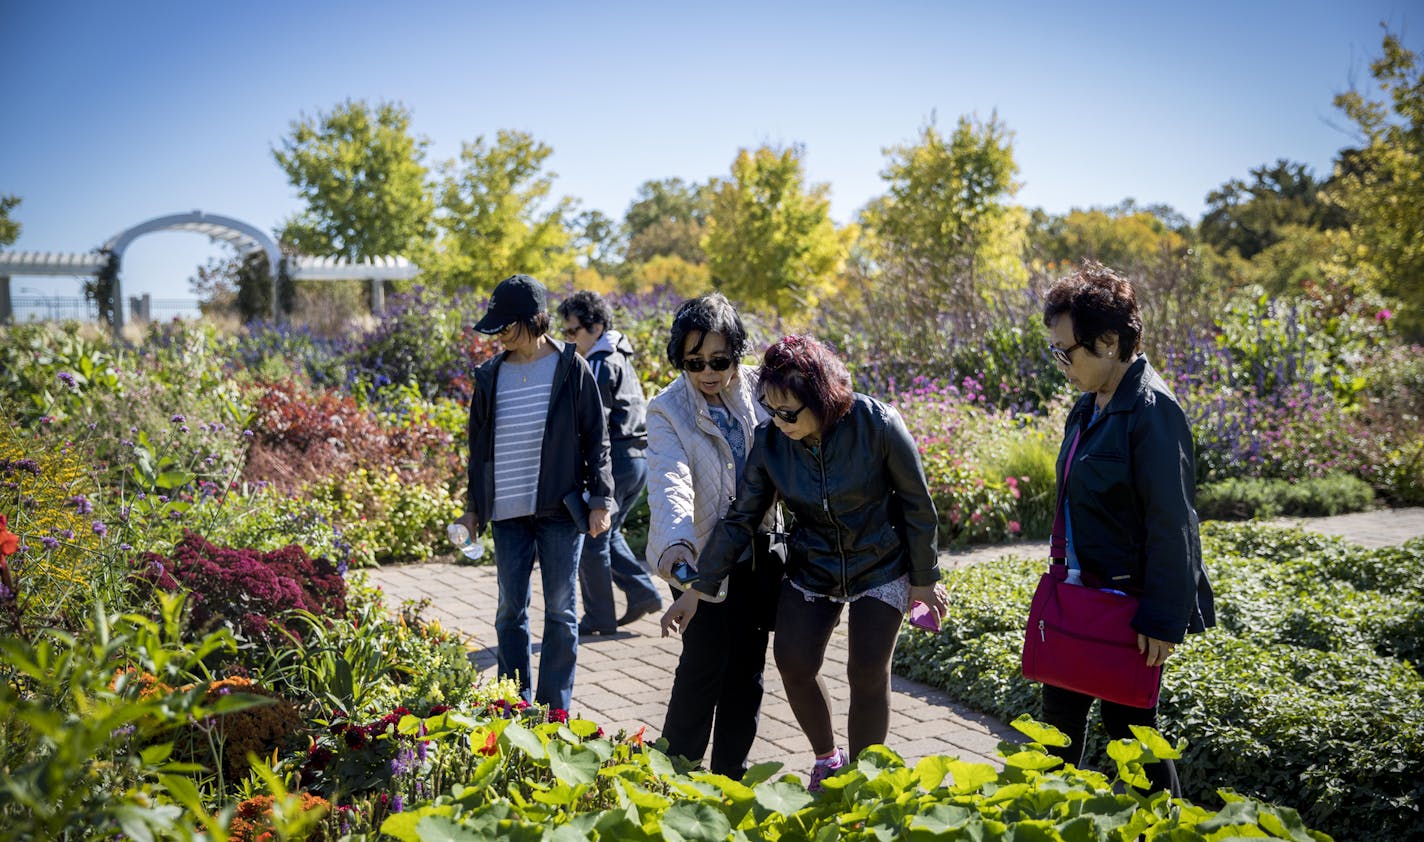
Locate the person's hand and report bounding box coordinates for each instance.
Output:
[661,588,700,637]
[656,544,696,581]
[908,582,949,620]
[588,508,611,537]
[456,511,479,535]
[1138,634,1176,667]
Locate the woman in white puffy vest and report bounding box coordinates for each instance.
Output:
[646,292,780,780]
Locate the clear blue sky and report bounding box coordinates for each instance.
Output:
[1,0,1417,300]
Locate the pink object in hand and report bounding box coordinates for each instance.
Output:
[908,600,941,633]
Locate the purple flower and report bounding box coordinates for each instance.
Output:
[391,795,404,813]
[179,425,189,434]
[41,536,59,550]
[243,429,254,438]
[170,414,185,423]
[119,543,132,551]
[91,521,107,537]
[70,495,93,515]
[57,371,76,388]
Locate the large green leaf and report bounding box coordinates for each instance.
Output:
[155,469,195,490]
[661,802,734,842]
[914,755,953,791]
[947,759,1000,793]
[754,781,815,815]
[547,741,600,787]
[502,722,547,761]
[381,806,457,842]
[1011,714,1071,748]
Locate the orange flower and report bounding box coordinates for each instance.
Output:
[477,730,499,756]
[0,514,18,557]
[631,725,645,748]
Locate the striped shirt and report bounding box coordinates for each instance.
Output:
[491,352,559,521]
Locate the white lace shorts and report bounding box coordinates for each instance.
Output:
[789,572,910,613]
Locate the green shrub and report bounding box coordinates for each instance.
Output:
[0,594,264,839]
[987,430,1059,540]
[896,523,1424,841]
[1196,473,1376,519]
[300,469,462,567]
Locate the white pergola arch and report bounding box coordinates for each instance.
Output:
[0,210,419,329]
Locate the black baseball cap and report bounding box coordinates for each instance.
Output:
[473,274,548,334]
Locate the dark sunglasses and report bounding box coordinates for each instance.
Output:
[683,356,735,373]
[759,396,808,424]
[1047,340,1084,366]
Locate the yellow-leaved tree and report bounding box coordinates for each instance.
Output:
[702,145,853,321]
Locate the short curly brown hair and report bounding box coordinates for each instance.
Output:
[757,335,854,430]
[1042,259,1142,361]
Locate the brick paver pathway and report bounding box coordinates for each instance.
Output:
[366,508,1422,775]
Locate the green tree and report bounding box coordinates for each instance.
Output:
[425,130,574,290]
[1326,29,1424,337]
[0,195,20,248]
[702,145,850,316]
[570,209,623,278]
[861,114,1028,311]
[1200,160,1342,261]
[624,178,710,265]
[272,100,434,260]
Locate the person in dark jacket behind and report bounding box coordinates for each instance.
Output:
[660,335,949,792]
[1037,260,1215,796]
[454,274,615,712]
[557,290,664,634]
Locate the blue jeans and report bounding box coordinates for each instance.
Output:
[491,515,584,711]
[579,454,660,629]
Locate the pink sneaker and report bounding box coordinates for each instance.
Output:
[807,748,848,793]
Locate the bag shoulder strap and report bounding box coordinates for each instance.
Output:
[1049,427,1084,563]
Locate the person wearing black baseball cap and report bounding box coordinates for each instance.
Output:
[454,274,616,712]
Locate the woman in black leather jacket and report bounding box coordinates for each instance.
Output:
[661,335,948,791]
[1039,260,1215,796]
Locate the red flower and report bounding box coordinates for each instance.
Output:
[631,725,645,747]
[0,515,18,557]
[547,708,569,724]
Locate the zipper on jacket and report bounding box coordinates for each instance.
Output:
[815,445,849,595]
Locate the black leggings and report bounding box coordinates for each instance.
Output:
[772,579,904,759]
[661,566,769,779]
[1040,683,1181,796]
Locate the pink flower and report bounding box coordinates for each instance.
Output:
[1376,309,1393,321]
[1009,521,1022,534]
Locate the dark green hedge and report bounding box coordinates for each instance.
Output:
[894,523,1424,841]
[1196,473,1375,520]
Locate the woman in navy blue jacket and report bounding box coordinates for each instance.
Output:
[1039,260,1215,796]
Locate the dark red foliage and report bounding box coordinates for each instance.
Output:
[241,381,459,492]
[134,531,346,644]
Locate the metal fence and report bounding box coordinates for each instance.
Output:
[7,295,99,322]
[4,295,203,324]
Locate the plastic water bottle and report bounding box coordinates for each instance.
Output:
[446,523,485,561]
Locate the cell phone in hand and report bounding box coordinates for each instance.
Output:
[908,600,941,633]
[669,560,700,587]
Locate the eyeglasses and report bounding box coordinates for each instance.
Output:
[1047,340,1084,366]
[683,356,735,373]
[561,325,584,339]
[759,397,808,424]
